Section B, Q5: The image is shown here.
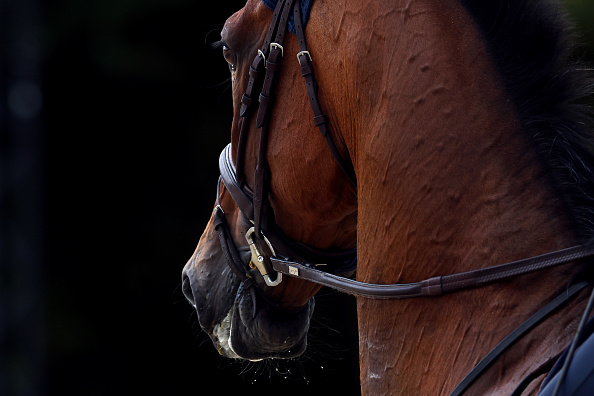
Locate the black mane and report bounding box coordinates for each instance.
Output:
[460,0,594,243]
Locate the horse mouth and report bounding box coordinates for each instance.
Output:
[211,308,241,359]
[210,282,314,361]
[182,245,314,361]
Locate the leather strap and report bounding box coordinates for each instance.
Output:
[213,204,253,287]
[219,144,357,273]
[219,146,255,219]
[220,139,594,298]
[229,0,358,261]
[270,245,594,299]
[272,257,422,297]
[236,0,287,186]
[450,281,590,396]
[435,245,594,295]
[255,0,295,128]
[549,284,594,396]
[253,0,296,239]
[293,1,357,187]
[509,355,561,396]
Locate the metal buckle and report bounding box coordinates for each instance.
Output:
[296,50,312,62]
[245,227,282,286]
[270,42,284,57]
[257,49,266,63]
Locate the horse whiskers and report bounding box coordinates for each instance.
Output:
[214,79,233,104]
[205,77,232,91]
[204,26,224,47]
[224,356,312,385]
[310,315,342,334]
[195,331,211,348]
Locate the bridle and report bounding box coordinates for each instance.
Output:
[211,0,594,394]
[214,0,357,290]
[213,0,594,297]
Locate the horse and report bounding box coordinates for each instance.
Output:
[182,0,594,394]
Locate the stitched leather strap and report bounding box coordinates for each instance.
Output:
[253,0,296,240]
[270,245,594,299]
[219,147,255,219]
[293,1,357,186]
[255,0,295,128]
[434,245,594,296]
[236,0,287,186]
[271,257,423,298]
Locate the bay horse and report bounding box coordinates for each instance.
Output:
[182,0,594,394]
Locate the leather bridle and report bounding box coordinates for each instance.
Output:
[211,0,594,393]
[213,0,594,298]
[214,0,357,290]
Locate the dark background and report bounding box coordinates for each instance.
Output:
[1,0,594,395]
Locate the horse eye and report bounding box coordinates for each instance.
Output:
[222,46,236,72]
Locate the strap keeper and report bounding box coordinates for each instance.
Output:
[265,60,281,72]
[249,65,261,79]
[259,93,270,107]
[239,95,252,117]
[301,63,314,77]
[256,94,271,127]
[241,94,253,107]
[213,205,226,229]
[313,114,328,126]
[421,277,444,296]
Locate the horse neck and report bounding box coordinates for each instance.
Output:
[309,0,586,393]
[314,0,579,277]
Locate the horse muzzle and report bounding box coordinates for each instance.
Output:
[182,260,314,361]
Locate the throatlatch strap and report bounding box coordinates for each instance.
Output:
[293,1,357,187]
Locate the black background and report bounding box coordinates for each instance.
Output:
[2,0,594,395]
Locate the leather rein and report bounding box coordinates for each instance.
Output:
[211,0,594,394]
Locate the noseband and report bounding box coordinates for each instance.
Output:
[211,0,594,393]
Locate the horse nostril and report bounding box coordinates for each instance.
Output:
[182,274,196,308]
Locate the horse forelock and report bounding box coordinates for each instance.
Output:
[460,0,594,244]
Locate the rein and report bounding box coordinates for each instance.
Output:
[212,0,594,393]
[271,245,594,298]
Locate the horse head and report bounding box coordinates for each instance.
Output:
[182,0,357,361]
